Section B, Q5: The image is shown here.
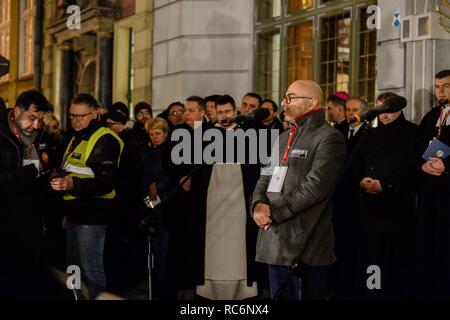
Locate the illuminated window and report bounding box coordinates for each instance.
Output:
[287,21,313,84]
[127,29,135,109]
[256,30,281,102]
[255,1,377,106]
[358,7,377,105]
[0,0,10,82]
[258,0,281,22]
[319,13,351,100]
[289,0,314,13]
[19,0,36,77]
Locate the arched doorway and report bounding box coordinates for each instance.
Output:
[78,60,96,96]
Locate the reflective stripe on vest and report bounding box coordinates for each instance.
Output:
[63,162,95,176]
[62,127,124,201]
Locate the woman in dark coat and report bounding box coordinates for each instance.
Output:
[141,117,177,299]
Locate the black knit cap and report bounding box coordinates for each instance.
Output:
[134,102,153,118]
[104,110,128,125]
[111,101,129,118]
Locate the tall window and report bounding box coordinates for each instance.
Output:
[358,7,377,105]
[0,0,10,82]
[256,30,281,102]
[289,0,314,13]
[254,1,377,105]
[258,0,281,22]
[287,21,313,85]
[127,29,135,109]
[319,12,351,100]
[19,0,35,77]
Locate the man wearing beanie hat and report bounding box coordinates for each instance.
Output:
[111,102,130,119]
[103,108,146,293]
[327,91,349,137]
[104,110,128,132]
[129,102,152,147]
[134,102,153,125]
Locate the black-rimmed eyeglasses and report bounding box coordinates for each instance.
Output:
[281,95,313,104]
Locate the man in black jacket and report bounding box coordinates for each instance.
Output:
[50,94,123,299]
[353,92,418,299]
[415,69,450,298]
[262,99,284,132]
[0,90,53,264]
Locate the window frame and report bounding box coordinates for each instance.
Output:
[283,16,315,91]
[19,0,36,78]
[127,28,135,109]
[254,0,377,106]
[0,0,10,83]
[254,26,282,102]
[317,7,353,100]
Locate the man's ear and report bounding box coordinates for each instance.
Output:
[13,106,21,120]
[309,98,319,111]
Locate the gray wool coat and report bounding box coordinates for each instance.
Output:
[251,110,347,267]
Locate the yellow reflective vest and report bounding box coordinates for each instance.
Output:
[62,127,124,201]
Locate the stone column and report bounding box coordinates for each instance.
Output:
[97,32,113,108]
[152,0,254,112]
[59,43,75,130]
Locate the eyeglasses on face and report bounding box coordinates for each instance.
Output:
[69,112,92,121]
[170,110,185,116]
[281,94,313,104]
[137,110,151,116]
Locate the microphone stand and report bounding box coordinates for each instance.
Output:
[125,164,202,300]
[126,119,261,300]
[274,120,374,300]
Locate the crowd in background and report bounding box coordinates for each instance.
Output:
[0,69,449,300]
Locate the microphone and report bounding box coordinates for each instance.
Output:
[231,108,270,123]
[348,95,407,124]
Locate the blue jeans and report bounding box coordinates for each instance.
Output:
[268,264,329,300]
[66,224,108,299]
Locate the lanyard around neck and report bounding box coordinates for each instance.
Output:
[437,105,450,140]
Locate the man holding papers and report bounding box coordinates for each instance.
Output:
[415,70,450,299]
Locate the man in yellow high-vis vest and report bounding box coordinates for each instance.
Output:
[50,94,123,299]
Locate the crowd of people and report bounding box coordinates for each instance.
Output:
[0,69,449,300]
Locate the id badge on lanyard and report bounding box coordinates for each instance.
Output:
[267,125,297,193]
[268,166,288,193]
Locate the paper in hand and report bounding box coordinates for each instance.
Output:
[422,139,450,160]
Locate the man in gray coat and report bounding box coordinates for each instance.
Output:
[251,80,346,300]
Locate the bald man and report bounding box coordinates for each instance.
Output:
[251,80,347,300]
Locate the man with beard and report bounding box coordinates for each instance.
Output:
[415,70,450,298]
[50,94,123,299]
[131,101,153,146]
[251,80,346,300]
[0,90,54,263]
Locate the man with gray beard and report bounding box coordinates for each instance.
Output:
[0,90,54,264]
